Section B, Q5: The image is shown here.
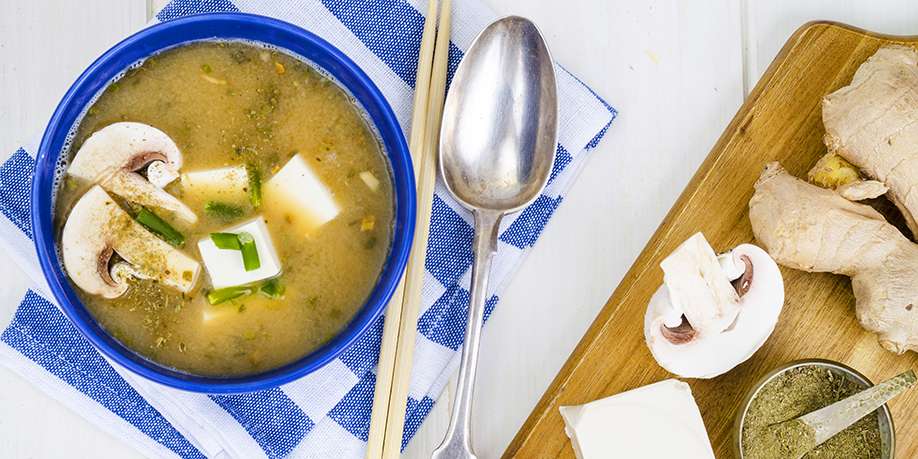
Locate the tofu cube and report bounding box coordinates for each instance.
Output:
[264,154,340,234]
[181,165,249,203]
[197,217,281,289]
[559,379,714,459]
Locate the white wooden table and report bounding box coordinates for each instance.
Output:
[2,1,918,457]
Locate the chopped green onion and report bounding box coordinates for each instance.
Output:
[206,286,253,305]
[210,232,241,250]
[135,207,184,246]
[260,277,284,299]
[247,163,262,209]
[204,201,244,220]
[238,232,260,271]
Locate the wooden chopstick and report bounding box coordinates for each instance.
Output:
[381,0,453,457]
[365,0,448,457]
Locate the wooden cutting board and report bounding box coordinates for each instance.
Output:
[505,21,918,458]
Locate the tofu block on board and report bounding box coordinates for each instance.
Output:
[263,154,340,234]
[181,165,249,203]
[197,217,281,289]
[559,379,715,459]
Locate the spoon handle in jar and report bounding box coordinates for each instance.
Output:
[431,210,502,459]
[800,370,916,446]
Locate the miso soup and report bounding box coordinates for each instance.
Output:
[54,42,394,377]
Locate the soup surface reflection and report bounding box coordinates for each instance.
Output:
[55,42,394,377]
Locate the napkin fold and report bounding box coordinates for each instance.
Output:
[0,0,616,457]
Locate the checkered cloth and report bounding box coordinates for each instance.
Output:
[0,0,616,457]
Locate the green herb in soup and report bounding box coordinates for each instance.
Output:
[55,42,394,377]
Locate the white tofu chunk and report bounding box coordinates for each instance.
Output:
[181,165,248,202]
[264,154,340,234]
[359,170,380,191]
[197,217,281,289]
[559,379,715,459]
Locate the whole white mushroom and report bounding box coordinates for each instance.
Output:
[643,232,784,379]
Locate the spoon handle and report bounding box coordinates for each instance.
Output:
[800,370,916,446]
[432,211,502,459]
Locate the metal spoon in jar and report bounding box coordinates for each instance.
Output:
[765,370,915,459]
[431,16,558,459]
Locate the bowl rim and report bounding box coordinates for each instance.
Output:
[733,358,896,458]
[31,13,416,393]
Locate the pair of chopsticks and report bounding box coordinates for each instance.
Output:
[365,0,453,457]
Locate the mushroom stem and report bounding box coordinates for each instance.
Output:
[146,160,178,188]
[660,233,742,338]
[103,170,196,225]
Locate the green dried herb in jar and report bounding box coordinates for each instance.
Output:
[742,366,882,459]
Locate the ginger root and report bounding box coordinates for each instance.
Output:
[823,45,918,236]
[749,162,918,354]
[807,152,862,189]
[808,152,888,201]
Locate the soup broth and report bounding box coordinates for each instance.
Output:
[55,42,394,377]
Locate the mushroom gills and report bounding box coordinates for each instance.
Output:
[62,185,200,298]
[644,232,784,379]
[66,121,196,224]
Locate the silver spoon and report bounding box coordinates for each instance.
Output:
[432,16,558,459]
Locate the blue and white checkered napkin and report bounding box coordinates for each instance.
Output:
[0,0,615,457]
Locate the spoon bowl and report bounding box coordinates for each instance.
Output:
[432,16,558,459]
[439,16,557,213]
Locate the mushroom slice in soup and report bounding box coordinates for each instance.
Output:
[62,185,201,298]
[67,122,197,224]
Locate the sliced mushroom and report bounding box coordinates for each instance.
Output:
[643,232,784,379]
[67,122,196,224]
[62,185,200,298]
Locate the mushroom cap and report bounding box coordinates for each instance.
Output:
[67,122,196,224]
[62,186,131,298]
[644,239,784,379]
[68,122,182,184]
[62,185,201,298]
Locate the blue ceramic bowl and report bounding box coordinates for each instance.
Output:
[31,14,415,393]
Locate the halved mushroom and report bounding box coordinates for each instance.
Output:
[67,122,196,224]
[643,232,784,379]
[62,185,201,298]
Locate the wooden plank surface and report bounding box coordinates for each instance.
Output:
[0,0,149,157]
[505,22,918,459]
[742,0,918,93]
